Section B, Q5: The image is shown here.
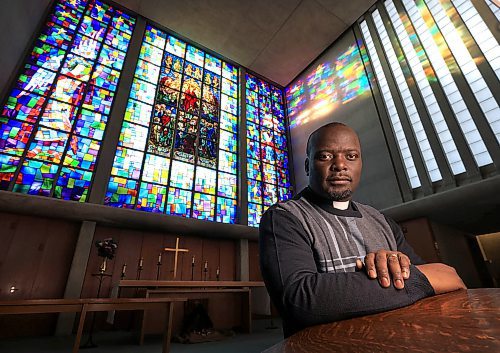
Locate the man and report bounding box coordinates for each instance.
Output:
[259,122,465,338]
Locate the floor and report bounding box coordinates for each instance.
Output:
[0,319,283,353]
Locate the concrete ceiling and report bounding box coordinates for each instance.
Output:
[114,0,377,87]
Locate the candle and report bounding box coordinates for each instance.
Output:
[204,260,208,270]
[139,257,143,269]
[192,255,195,264]
[121,263,127,276]
[216,268,220,276]
[158,253,162,264]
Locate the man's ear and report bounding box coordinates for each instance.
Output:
[305,157,310,176]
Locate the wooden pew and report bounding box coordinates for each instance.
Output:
[0,297,186,353]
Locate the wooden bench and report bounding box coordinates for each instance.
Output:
[0,297,186,353]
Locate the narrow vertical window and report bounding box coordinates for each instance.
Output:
[246,74,291,227]
[360,20,422,189]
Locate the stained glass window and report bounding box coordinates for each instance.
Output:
[0,0,135,201]
[246,74,291,227]
[105,25,239,223]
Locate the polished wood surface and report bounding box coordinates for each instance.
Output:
[119,280,265,287]
[0,297,187,353]
[262,289,500,353]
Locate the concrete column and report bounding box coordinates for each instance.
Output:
[55,221,96,336]
[236,238,249,281]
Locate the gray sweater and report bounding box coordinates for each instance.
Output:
[259,187,435,337]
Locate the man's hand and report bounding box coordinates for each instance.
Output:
[416,263,466,294]
[356,250,411,289]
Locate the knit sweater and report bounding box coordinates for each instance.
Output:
[259,187,435,337]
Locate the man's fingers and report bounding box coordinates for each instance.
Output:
[356,258,363,270]
[399,254,411,279]
[387,253,404,289]
[375,252,390,287]
[364,253,377,278]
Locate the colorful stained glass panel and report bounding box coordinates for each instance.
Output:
[194,166,216,194]
[118,121,148,150]
[26,127,69,163]
[105,176,137,208]
[165,36,186,57]
[139,42,163,66]
[169,160,194,189]
[74,109,107,140]
[39,100,77,132]
[135,59,161,83]
[136,182,166,212]
[111,147,143,179]
[185,45,204,66]
[217,172,237,199]
[216,197,236,224]
[145,25,167,49]
[0,118,34,156]
[192,193,215,221]
[82,85,114,114]
[0,153,20,189]
[124,99,152,127]
[165,187,191,217]
[248,202,262,227]
[142,154,170,185]
[222,62,238,82]
[54,166,92,201]
[63,135,100,170]
[13,159,58,196]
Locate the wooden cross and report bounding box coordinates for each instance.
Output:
[164,237,189,279]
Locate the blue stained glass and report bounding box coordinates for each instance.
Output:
[105,28,131,52]
[83,85,114,115]
[65,0,88,13]
[247,121,259,140]
[217,171,237,199]
[163,53,184,74]
[27,127,69,164]
[185,45,204,66]
[79,16,107,42]
[54,166,92,201]
[170,160,194,189]
[216,197,237,224]
[205,54,221,74]
[88,0,112,23]
[39,24,74,51]
[135,59,161,83]
[222,79,237,98]
[271,86,283,103]
[246,105,258,123]
[220,111,237,132]
[165,36,186,57]
[74,109,107,140]
[247,139,260,160]
[145,25,167,49]
[0,153,20,189]
[248,202,262,227]
[105,176,137,208]
[3,90,46,123]
[39,99,77,132]
[125,99,153,127]
[279,186,292,201]
[50,3,82,31]
[111,9,136,35]
[16,64,57,97]
[219,130,237,153]
[248,179,262,204]
[139,42,163,66]
[246,74,258,91]
[99,45,126,70]
[258,79,271,96]
[61,54,93,82]
[136,182,167,212]
[222,62,238,82]
[91,65,121,92]
[263,182,278,206]
[261,145,276,164]
[63,135,100,170]
[71,34,101,61]
[274,131,287,150]
[247,158,261,181]
[13,159,58,196]
[111,147,143,179]
[0,118,34,156]
[192,192,215,221]
[28,40,66,71]
[166,187,192,217]
[130,78,156,104]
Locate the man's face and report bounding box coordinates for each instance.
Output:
[305,125,362,201]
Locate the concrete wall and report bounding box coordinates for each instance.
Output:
[287,30,402,209]
[0,0,52,99]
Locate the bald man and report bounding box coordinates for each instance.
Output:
[259,122,465,338]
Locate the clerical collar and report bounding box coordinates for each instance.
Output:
[332,200,349,210]
[300,187,362,218]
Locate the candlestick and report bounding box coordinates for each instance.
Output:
[203,261,208,281]
[216,267,220,281]
[192,255,195,264]
[139,257,144,269]
[100,258,107,273]
[204,260,208,269]
[158,253,162,265]
[121,263,127,278]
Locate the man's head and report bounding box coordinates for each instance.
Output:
[305,122,362,201]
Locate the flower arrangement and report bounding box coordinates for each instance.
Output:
[95,238,118,260]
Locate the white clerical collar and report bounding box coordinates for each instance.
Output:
[332,200,350,210]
